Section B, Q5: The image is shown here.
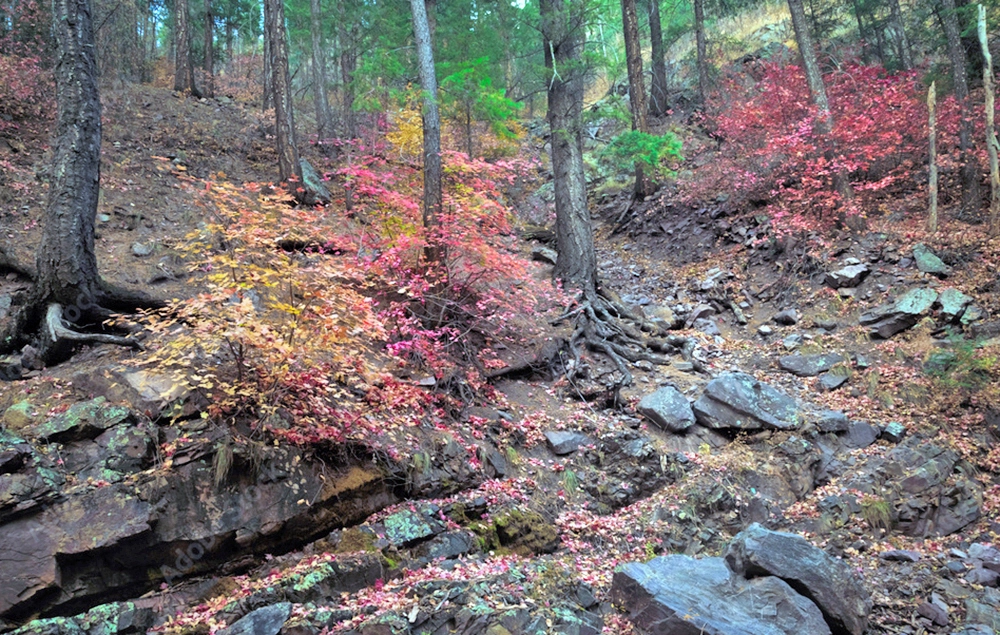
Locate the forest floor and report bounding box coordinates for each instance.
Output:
[2,81,1000,634]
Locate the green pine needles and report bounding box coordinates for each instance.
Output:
[601,130,683,180]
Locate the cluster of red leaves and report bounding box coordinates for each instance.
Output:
[337,150,563,375]
[694,60,961,233]
[140,148,557,449]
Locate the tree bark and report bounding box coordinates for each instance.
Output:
[263,18,274,110]
[0,0,156,362]
[410,0,443,262]
[173,0,199,95]
[888,0,913,70]
[309,0,334,142]
[203,0,214,97]
[929,81,938,233]
[541,0,596,296]
[940,0,981,218]
[693,0,708,104]
[647,0,669,115]
[338,2,357,139]
[621,0,655,198]
[978,4,999,234]
[264,0,301,187]
[787,0,852,201]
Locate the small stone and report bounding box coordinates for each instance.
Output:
[97,213,112,223]
[773,308,798,325]
[880,549,922,562]
[531,246,558,265]
[673,361,695,372]
[826,263,870,289]
[939,288,973,321]
[945,561,967,574]
[815,318,838,331]
[882,421,907,443]
[3,401,36,431]
[544,430,589,455]
[815,410,850,433]
[757,325,773,336]
[131,242,154,257]
[782,334,804,350]
[818,372,849,391]
[843,420,880,449]
[966,568,1000,586]
[637,387,696,432]
[917,601,949,626]
[913,243,951,277]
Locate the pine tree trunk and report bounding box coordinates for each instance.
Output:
[309,0,333,142]
[541,0,596,296]
[338,2,357,139]
[410,0,443,262]
[693,0,709,104]
[0,0,158,361]
[39,0,104,309]
[173,0,197,94]
[929,81,938,233]
[888,0,913,70]
[941,0,982,218]
[647,0,669,116]
[978,4,999,234]
[851,0,871,64]
[263,22,274,110]
[203,0,214,97]
[621,0,655,198]
[264,0,301,186]
[888,0,913,71]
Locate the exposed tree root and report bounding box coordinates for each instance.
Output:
[43,303,143,350]
[0,284,164,369]
[554,289,677,403]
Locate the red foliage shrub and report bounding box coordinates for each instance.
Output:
[696,60,961,233]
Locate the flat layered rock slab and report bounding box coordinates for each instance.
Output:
[693,372,801,431]
[611,555,831,635]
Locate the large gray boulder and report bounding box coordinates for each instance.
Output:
[693,373,801,431]
[859,288,938,338]
[778,353,845,377]
[724,524,872,635]
[637,387,696,432]
[611,555,831,635]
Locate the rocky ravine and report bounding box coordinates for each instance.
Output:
[2,209,1000,634]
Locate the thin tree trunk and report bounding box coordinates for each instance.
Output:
[173,0,199,95]
[693,0,708,104]
[888,0,913,69]
[621,0,655,198]
[410,0,443,262]
[929,81,938,233]
[851,0,871,64]
[263,21,274,110]
[541,0,596,296]
[940,0,981,217]
[787,0,852,201]
[203,0,214,97]
[309,0,333,141]
[648,0,669,115]
[979,5,999,234]
[264,0,301,187]
[338,2,357,139]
